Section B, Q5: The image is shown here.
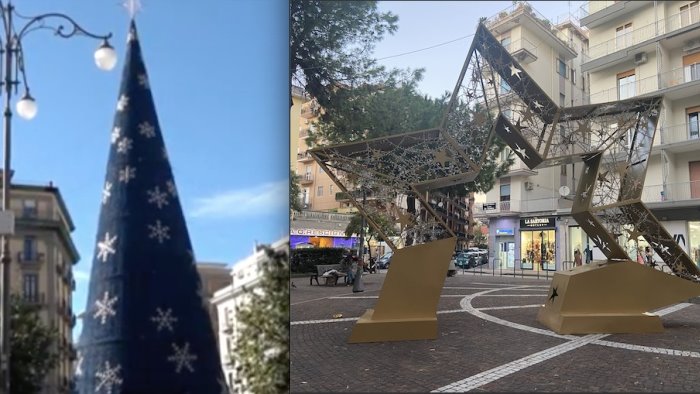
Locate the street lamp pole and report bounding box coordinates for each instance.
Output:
[0,2,116,391]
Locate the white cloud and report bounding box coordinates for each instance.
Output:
[74,270,90,281]
[190,180,287,219]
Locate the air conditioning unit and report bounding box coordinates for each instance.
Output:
[683,38,700,53]
[524,181,534,191]
[634,52,647,65]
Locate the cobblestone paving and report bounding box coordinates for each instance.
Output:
[291,272,700,392]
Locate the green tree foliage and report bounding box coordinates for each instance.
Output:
[290,167,303,214]
[233,244,290,393]
[307,69,449,146]
[10,296,59,394]
[290,0,398,109]
[344,211,396,262]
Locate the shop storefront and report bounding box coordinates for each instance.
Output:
[290,228,358,249]
[488,217,518,269]
[520,217,556,271]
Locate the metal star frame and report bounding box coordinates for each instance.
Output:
[309,27,508,250]
[470,23,699,281]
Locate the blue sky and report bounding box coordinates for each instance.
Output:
[13,0,287,335]
[373,1,585,99]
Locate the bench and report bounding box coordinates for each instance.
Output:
[310,264,347,286]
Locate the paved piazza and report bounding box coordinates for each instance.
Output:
[291,271,700,392]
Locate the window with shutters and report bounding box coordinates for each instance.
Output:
[615,23,632,50]
[617,69,636,100]
[683,52,700,83]
[680,1,700,27]
[687,106,700,139]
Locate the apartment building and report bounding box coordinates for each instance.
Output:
[581,0,700,265]
[195,262,232,347]
[473,1,592,271]
[7,181,78,393]
[211,237,288,394]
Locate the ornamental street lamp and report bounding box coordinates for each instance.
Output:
[0,2,115,391]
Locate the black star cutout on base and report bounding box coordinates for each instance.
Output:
[549,286,559,303]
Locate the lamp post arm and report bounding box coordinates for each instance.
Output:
[14,12,112,42]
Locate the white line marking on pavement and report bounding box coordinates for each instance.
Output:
[476,304,543,311]
[329,294,547,300]
[291,290,378,306]
[291,317,359,325]
[443,286,546,291]
[433,290,696,392]
[432,334,607,392]
[472,282,549,287]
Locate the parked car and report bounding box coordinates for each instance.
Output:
[452,250,488,269]
[377,251,393,269]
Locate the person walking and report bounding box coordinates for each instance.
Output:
[574,249,582,267]
[645,246,656,267]
[352,256,365,293]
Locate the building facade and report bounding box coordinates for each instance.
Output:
[195,262,232,347]
[474,1,594,271]
[8,182,79,393]
[582,0,700,265]
[212,237,288,394]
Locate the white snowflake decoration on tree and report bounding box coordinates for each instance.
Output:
[95,361,123,394]
[166,179,177,197]
[94,291,118,324]
[96,232,118,263]
[117,95,129,112]
[138,121,156,138]
[138,73,150,89]
[111,127,121,144]
[151,307,178,332]
[147,186,169,209]
[102,182,112,205]
[119,166,136,183]
[167,342,198,373]
[117,137,133,154]
[148,220,170,243]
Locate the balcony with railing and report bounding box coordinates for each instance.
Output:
[583,8,700,68]
[659,122,700,147]
[580,1,651,28]
[580,62,700,105]
[642,180,700,204]
[296,151,314,162]
[299,173,314,185]
[485,1,577,59]
[503,37,539,64]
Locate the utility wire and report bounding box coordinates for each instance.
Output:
[294,32,476,72]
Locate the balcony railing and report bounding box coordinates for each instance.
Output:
[23,292,46,305]
[294,210,354,222]
[659,123,700,145]
[585,8,700,62]
[485,1,576,54]
[579,1,617,19]
[17,251,44,264]
[296,151,314,161]
[503,38,538,63]
[579,62,700,104]
[300,174,313,184]
[642,181,700,203]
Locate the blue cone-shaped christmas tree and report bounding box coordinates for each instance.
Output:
[75,20,227,393]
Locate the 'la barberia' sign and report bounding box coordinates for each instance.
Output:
[290,228,349,237]
[519,217,556,229]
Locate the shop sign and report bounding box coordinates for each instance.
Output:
[496,228,514,236]
[482,202,497,211]
[520,217,555,229]
[290,228,349,237]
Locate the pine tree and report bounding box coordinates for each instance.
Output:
[232,244,290,393]
[290,167,303,214]
[10,295,59,394]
